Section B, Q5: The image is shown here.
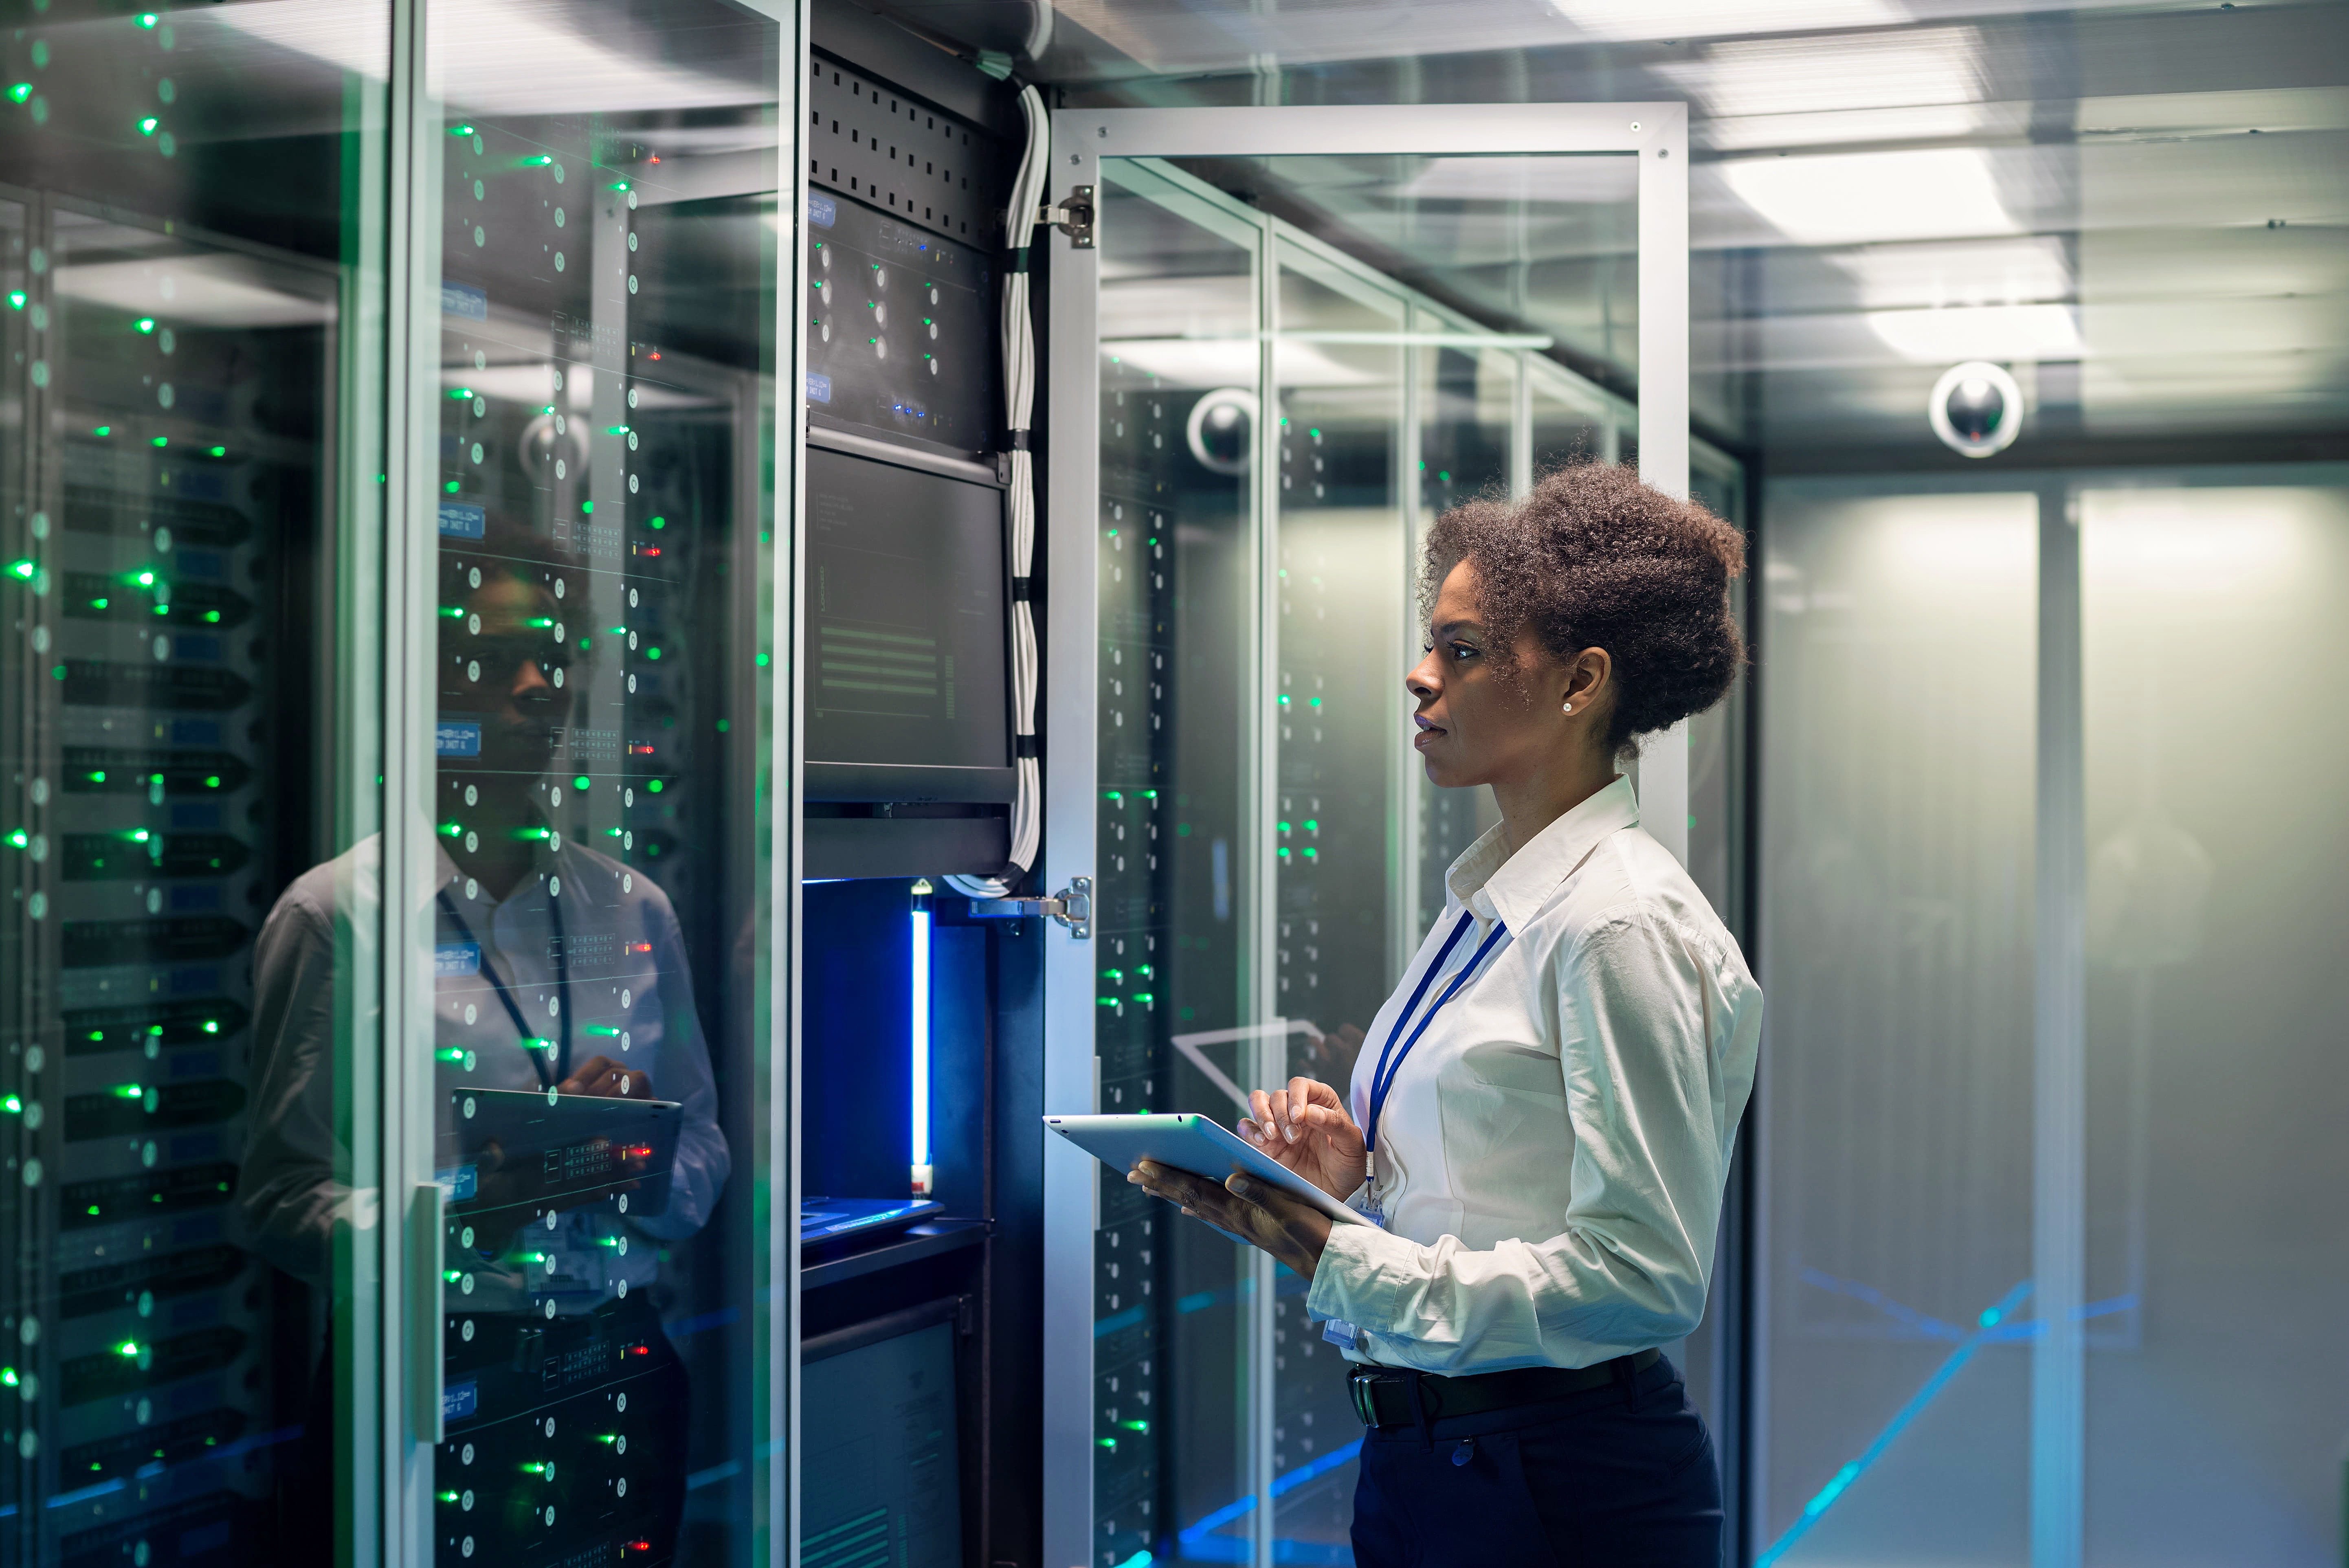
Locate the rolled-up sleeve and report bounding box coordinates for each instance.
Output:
[1305,910,1734,1372]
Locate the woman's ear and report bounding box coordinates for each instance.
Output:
[1560,647,1611,715]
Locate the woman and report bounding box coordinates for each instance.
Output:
[1132,463,1761,1566]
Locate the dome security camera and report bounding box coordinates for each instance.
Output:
[1929,361,2024,458]
[1185,387,1257,477]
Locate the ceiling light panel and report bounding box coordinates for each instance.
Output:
[1664,27,1984,122]
[1547,0,1902,43]
[1720,147,2019,246]
[1867,302,2082,363]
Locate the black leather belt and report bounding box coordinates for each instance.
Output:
[1347,1347,1662,1428]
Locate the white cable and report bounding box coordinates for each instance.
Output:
[949,82,1050,902]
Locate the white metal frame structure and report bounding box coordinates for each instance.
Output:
[1042,105,1691,1568]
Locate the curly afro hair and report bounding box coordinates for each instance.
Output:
[1420,461,1746,758]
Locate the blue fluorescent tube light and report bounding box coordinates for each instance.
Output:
[910,878,933,1196]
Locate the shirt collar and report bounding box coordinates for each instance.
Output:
[1444,773,1641,931]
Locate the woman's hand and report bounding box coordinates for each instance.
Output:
[1237,1076,1367,1200]
[1128,1160,1331,1278]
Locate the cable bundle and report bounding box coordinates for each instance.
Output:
[948,83,1050,901]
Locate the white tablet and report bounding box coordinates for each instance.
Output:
[1045,1112,1375,1230]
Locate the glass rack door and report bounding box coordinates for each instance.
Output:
[1088,159,1263,1568]
[409,4,783,1564]
[1,9,391,1567]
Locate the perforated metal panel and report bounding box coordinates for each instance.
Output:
[807,53,1005,248]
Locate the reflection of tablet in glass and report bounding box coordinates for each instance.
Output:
[439,1087,682,1217]
[1045,1113,1375,1237]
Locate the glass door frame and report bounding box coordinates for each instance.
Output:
[1043,104,1690,1568]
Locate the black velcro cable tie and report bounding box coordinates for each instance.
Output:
[1009,576,1032,602]
[1003,428,1032,451]
[1014,735,1039,760]
[1004,246,1032,274]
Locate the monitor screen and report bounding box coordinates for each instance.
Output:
[806,446,1011,799]
[800,1305,964,1568]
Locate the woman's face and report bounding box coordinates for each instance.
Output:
[1405,558,1567,789]
[443,573,575,776]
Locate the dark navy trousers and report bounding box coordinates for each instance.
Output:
[1349,1353,1722,1568]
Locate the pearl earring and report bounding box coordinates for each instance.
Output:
[1561,701,1573,714]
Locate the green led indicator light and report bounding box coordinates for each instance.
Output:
[92,424,111,437]
[521,154,554,167]
[448,123,476,137]
[115,1340,143,1358]
[135,317,156,334]
[137,116,159,136]
[152,436,168,448]
[646,646,661,660]
[646,779,664,793]
[573,775,590,790]
[208,446,225,457]
[445,481,460,494]
[6,86,29,106]
[136,13,160,27]
[649,516,665,529]
[7,560,34,581]
[580,500,593,514]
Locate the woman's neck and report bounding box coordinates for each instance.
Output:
[1489,751,1619,859]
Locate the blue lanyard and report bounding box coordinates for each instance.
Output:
[437,884,571,1086]
[1364,909,1510,1153]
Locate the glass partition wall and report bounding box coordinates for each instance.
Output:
[1081,153,1742,1568]
[1753,468,2349,1568]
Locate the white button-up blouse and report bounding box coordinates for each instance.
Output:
[1305,774,1761,1374]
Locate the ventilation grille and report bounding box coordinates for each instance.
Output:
[809,52,1004,247]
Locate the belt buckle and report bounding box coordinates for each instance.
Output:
[1347,1367,1383,1427]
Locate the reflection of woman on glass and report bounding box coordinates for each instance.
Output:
[1133,466,1761,1566]
[235,524,726,1562]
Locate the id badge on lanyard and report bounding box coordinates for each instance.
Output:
[1320,908,1509,1351]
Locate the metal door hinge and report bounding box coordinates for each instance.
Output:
[967,874,1092,938]
[1039,185,1094,249]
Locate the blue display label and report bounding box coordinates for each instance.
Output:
[438,501,486,539]
[442,283,488,321]
[436,721,481,757]
[808,192,837,228]
[804,371,833,405]
[443,1380,478,1421]
[434,942,481,977]
[435,1164,479,1202]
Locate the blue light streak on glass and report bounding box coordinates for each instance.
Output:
[1756,1279,2035,1568]
[1176,1439,1367,1559]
